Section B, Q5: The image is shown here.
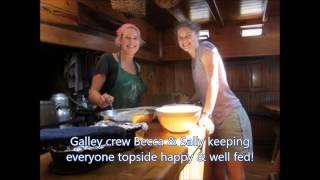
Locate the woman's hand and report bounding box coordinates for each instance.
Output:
[98,93,114,108]
[198,113,215,135]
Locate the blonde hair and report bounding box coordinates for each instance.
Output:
[114,26,145,48]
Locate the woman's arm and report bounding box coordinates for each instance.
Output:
[198,49,219,134]
[89,74,113,108]
[202,49,219,114]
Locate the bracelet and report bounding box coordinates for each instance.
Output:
[201,111,212,118]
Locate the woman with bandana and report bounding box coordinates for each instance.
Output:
[89,24,145,110]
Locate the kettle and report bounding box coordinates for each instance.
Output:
[51,93,72,122]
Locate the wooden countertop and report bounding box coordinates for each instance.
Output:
[40,121,206,180]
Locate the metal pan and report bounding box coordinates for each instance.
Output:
[98,106,157,123]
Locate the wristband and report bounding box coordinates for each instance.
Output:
[201,111,212,118]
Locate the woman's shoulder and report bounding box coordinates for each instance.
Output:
[200,41,216,49]
[99,53,118,64]
[100,53,115,61]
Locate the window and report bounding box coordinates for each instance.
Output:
[199,29,209,40]
[240,24,263,37]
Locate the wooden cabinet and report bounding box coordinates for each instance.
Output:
[225,56,279,112]
[227,63,250,91]
[225,57,277,92]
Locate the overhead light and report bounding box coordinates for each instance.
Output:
[199,29,210,40]
[190,8,210,22]
[240,0,264,15]
[240,24,263,37]
[240,24,263,28]
[241,28,262,37]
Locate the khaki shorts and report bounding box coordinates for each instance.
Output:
[209,106,253,156]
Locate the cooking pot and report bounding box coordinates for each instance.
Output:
[51,93,72,122]
[40,101,59,127]
[51,93,69,108]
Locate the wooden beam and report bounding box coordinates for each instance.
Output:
[167,7,187,22]
[205,0,224,26]
[236,18,264,26]
[41,23,117,52]
[262,0,270,22]
[40,0,78,26]
[40,23,159,61]
[153,0,187,22]
[77,1,123,35]
[78,0,128,23]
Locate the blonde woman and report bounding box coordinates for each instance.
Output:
[89,23,145,110]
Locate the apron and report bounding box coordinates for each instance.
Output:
[109,53,144,109]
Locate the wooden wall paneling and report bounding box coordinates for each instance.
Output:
[250,62,263,89]
[40,0,78,26]
[139,62,159,106]
[162,46,190,61]
[183,63,195,96]
[161,27,190,61]
[174,62,185,93]
[162,64,175,95]
[264,58,273,91]
[251,92,275,112]
[271,56,280,92]
[225,56,280,113]
[208,16,280,58]
[250,92,264,112]
[151,64,160,95]
[250,115,276,144]
[140,61,195,106]
[154,63,163,94]
[249,57,276,92]
[135,49,159,62]
[234,92,251,112]
[162,27,176,46]
[144,63,175,105]
[140,63,154,95]
[264,57,274,92]
[230,62,250,91]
